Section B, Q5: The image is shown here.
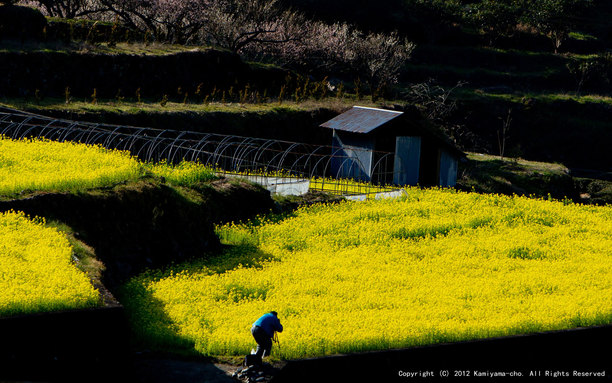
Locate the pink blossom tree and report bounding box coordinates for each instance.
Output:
[95,0,206,43]
[17,0,415,89]
[244,18,414,91]
[200,0,304,53]
[31,0,102,18]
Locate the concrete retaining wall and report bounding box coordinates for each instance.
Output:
[344,188,407,201]
[224,174,311,196]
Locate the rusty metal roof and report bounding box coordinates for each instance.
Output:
[320,106,403,134]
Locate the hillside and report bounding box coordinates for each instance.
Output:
[2,3,612,381]
[282,0,612,175]
[1,0,611,189]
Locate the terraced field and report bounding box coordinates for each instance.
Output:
[121,188,612,359]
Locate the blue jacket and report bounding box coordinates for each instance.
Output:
[253,313,283,337]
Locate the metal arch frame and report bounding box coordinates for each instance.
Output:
[0,113,17,124]
[230,136,260,171]
[178,141,220,167]
[289,150,316,180]
[82,124,105,145]
[315,146,348,193]
[102,126,126,148]
[11,117,37,138]
[88,129,115,147]
[265,147,290,175]
[136,131,170,161]
[276,142,307,177]
[161,131,190,164]
[150,137,177,163]
[45,122,70,141]
[285,142,319,181]
[371,152,395,186]
[299,145,327,180]
[54,122,78,142]
[252,140,283,174]
[210,135,239,170]
[0,110,406,197]
[167,137,199,165]
[262,140,309,176]
[320,146,346,177]
[187,134,216,164]
[27,118,56,140]
[0,120,18,136]
[56,125,85,143]
[122,127,149,152]
[334,155,361,181]
[233,137,264,173]
[63,125,95,144]
[335,156,365,195]
[144,130,171,162]
[0,120,22,137]
[135,138,155,160]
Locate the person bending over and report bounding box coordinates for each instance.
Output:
[251,311,283,362]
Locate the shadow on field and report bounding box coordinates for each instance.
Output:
[122,284,198,355]
[131,355,236,383]
[272,325,612,383]
[202,243,279,273]
[150,243,279,276]
[121,243,278,356]
[120,244,280,382]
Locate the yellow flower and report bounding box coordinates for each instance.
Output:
[122,188,612,359]
[0,136,141,196]
[0,211,100,317]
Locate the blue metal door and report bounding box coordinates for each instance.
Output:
[393,136,421,186]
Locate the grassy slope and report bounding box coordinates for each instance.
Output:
[0,97,358,115]
[0,39,209,55]
[398,2,612,173]
[2,3,611,200]
[458,153,573,198]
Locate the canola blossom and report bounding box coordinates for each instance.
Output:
[145,160,217,186]
[309,176,398,197]
[121,188,612,359]
[219,169,399,197]
[0,211,100,317]
[0,136,142,197]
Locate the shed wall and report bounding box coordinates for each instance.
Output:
[393,136,421,186]
[439,149,458,187]
[331,130,374,181]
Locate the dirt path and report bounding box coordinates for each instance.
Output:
[130,355,285,383]
[131,357,237,383]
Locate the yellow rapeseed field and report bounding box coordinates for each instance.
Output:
[121,188,612,359]
[0,136,143,197]
[145,160,217,186]
[309,176,398,197]
[0,137,219,317]
[0,211,100,317]
[0,136,220,197]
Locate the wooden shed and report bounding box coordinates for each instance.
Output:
[320,106,464,187]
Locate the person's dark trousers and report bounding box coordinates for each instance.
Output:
[251,325,272,360]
